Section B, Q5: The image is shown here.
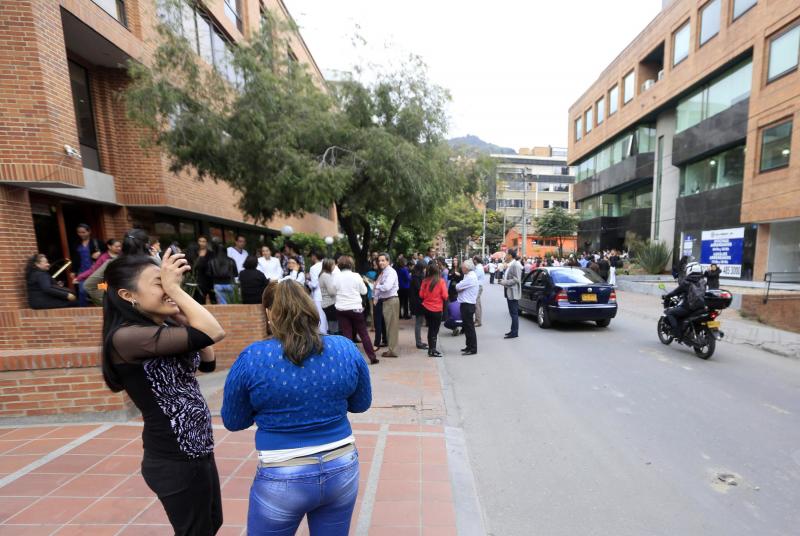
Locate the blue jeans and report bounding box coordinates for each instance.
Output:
[507,299,519,336]
[214,284,234,304]
[248,449,359,535]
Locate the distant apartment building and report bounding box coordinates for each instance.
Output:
[568,0,800,280]
[490,147,576,255]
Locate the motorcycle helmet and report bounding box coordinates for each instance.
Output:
[685,261,703,276]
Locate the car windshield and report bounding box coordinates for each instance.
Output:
[549,268,604,285]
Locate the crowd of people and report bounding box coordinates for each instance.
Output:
[485,249,627,286]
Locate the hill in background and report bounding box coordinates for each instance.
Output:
[448,135,516,156]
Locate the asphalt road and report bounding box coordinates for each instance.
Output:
[437,283,800,536]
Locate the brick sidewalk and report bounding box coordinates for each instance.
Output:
[0,319,468,535]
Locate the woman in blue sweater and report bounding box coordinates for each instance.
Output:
[221,280,372,535]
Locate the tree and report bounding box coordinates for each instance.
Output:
[124,4,465,270]
[534,207,580,257]
[441,197,482,257]
[484,209,505,252]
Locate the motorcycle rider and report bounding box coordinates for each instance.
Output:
[662,261,707,337]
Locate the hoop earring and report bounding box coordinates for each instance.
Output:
[130,300,137,308]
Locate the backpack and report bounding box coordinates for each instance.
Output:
[686,277,706,310]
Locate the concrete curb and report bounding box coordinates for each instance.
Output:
[615,279,743,309]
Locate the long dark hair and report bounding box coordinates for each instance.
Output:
[101,255,161,392]
[426,262,441,292]
[122,228,150,256]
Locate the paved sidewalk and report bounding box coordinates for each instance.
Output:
[0,319,482,535]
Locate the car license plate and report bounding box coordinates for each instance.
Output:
[706,320,721,328]
[581,293,597,302]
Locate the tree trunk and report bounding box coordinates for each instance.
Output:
[385,214,402,254]
[338,208,369,271]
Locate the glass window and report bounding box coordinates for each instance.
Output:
[635,187,652,208]
[211,28,227,70]
[585,108,593,133]
[623,72,635,103]
[92,0,126,25]
[760,121,793,172]
[733,0,757,20]
[196,15,214,66]
[681,145,745,195]
[575,117,582,141]
[550,269,604,284]
[68,61,101,171]
[224,0,242,32]
[768,25,800,82]
[654,136,664,240]
[675,60,752,132]
[619,190,635,215]
[699,0,720,46]
[673,22,690,66]
[181,4,198,52]
[596,97,605,124]
[608,85,619,115]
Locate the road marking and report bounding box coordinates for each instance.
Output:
[0,424,111,488]
[354,423,388,536]
[763,403,791,415]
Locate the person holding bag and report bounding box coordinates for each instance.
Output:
[419,262,448,357]
[101,250,226,535]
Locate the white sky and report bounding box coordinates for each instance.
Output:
[284,0,662,151]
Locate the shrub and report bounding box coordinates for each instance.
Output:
[634,241,672,274]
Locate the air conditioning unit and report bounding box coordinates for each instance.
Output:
[641,79,655,92]
[657,70,664,81]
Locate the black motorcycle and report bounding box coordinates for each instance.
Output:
[656,289,733,359]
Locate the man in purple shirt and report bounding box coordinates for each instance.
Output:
[374,253,400,357]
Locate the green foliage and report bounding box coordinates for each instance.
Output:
[534,207,580,256]
[634,240,673,274]
[271,233,351,259]
[125,6,466,271]
[440,197,482,256]
[484,209,505,252]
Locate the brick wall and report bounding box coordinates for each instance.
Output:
[741,294,800,334]
[0,186,38,311]
[0,304,267,421]
[0,1,83,187]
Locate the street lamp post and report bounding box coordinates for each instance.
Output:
[324,236,334,258]
[520,169,528,258]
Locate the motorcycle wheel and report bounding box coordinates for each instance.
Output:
[657,317,673,345]
[693,328,715,359]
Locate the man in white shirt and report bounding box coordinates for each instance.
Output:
[227,235,248,275]
[257,246,283,281]
[374,253,400,357]
[307,250,328,334]
[488,261,497,284]
[472,256,485,327]
[456,260,479,355]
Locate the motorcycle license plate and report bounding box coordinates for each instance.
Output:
[706,320,721,328]
[581,294,597,302]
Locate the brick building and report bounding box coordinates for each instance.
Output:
[0,0,334,421]
[568,0,800,280]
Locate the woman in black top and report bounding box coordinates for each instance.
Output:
[238,255,268,304]
[186,236,215,304]
[705,263,722,290]
[102,251,226,535]
[26,254,77,309]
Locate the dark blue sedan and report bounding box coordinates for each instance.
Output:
[519,267,617,328]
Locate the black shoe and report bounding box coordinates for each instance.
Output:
[460,347,469,352]
[428,350,442,357]
[504,334,518,339]
[416,344,429,350]
[461,350,477,356]
[504,332,512,337]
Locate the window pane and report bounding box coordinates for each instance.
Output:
[608,86,619,114]
[673,23,690,66]
[768,26,800,81]
[68,61,101,171]
[597,98,605,124]
[760,121,793,171]
[733,0,757,19]
[706,61,752,118]
[575,117,582,140]
[682,157,716,195]
[585,109,593,133]
[635,187,652,208]
[181,5,198,53]
[700,0,720,45]
[717,146,745,188]
[197,16,213,65]
[676,90,704,132]
[623,72,635,103]
[211,28,227,70]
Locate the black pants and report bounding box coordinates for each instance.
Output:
[141,452,222,536]
[460,302,477,352]
[665,305,690,334]
[398,288,410,318]
[423,308,443,351]
[507,299,519,336]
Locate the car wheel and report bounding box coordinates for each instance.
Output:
[595,319,611,328]
[536,303,551,329]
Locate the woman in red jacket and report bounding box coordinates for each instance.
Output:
[419,262,448,357]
